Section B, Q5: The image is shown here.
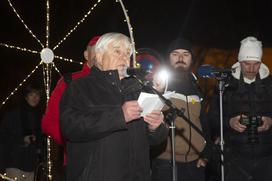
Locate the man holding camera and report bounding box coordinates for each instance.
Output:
[209,36,272,181]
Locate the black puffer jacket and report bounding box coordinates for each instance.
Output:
[209,74,272,158]
[60,66,168,181]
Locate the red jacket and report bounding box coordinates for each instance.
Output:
[41,63,90,164]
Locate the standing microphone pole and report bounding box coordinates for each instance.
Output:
[161,73,177,181]
[198,64,254,181]
[170,121,177,181]
[197,64,232,181]
[218,79,226,181]
[161,75,178,181]
[215,76,253,181]
[132,73,179,181]
[165,108,178,181]
[136,79,204,181]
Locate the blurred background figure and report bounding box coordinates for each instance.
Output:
[0,83,44,181]
[136,48,163,81]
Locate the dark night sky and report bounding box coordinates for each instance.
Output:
[0,0,272,112]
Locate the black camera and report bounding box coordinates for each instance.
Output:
[240,115,262,144]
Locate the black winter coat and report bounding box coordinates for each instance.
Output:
[0,103,43,171]
[60,66,168,181]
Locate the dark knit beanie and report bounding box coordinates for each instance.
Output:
[167,38,193,55]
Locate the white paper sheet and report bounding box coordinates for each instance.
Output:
[137,91,175,116]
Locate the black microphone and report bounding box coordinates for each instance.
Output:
[124,67,151,78]
[197,64,235,78]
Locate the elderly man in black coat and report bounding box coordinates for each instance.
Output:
[60,32,168,181]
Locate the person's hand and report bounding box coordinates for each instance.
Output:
[229,115,247,132]
[196,158,208,168]
[144,110,164,131]
[214,136,220,145]
[258,116,272,132]
[152,73,166,93]
[23,134,36,146]
[122,100,143,123]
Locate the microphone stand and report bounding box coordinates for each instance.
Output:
[212,71,232,181]
[199,71,254,181]
[139,80,207,181]
[164,107,178,181]
[217,77,227,181]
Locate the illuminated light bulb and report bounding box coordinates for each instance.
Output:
[154,68,171,93]
[136,63,141,68]
[157,69,170,83]
[40,48,54,64]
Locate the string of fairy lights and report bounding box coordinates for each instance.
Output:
[0,0,136,180]
[1,62,42,106]
[0,43,39,54]
[52,0,102,51]
[118,0,136,65]
[54,55,83,64]
[45,1,52,179]
[7,0,45,48]
[46,0,50,48]
[0,0,102,108]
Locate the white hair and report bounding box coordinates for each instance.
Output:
[95,32,133,55]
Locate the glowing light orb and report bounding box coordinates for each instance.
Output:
[40,48,54,63]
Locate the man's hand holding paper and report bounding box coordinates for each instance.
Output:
[122,100,143,123]
[144,110,164,131]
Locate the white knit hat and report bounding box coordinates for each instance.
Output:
[238,36,263,62]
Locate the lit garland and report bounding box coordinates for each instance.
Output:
[46,136,52,181]
[7,0,44,48]
[0,43,39,54]
[54,55,83,64]
[0,61,42,108]
[52,62,61,76]
[118,0,136,65]
[43,63,52,103]
[52,0,102,51]
[45,1,52,179]
[46,0,50,48]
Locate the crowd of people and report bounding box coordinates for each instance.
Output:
[0,33,272,181]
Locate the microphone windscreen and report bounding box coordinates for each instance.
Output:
[197,65,215,78]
